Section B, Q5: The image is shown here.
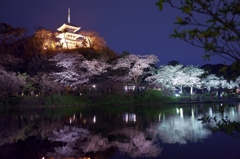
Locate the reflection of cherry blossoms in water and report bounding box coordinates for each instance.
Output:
[47,126,89,158]
[47,126,162,158]
[148,116,212,144]
[111,128,162,157]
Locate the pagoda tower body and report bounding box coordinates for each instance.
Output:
[56,8,84,49]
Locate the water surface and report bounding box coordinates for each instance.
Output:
[0,102,240,159]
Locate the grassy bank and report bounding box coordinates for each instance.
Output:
[1,90,177,108]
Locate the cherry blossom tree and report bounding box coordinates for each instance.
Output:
[219,76,238,89]
[201,74,220,92]
[112,54,159,89]
[49,53,110,87]
[32,74,65,95]
[0,68,26,100]
[181,65,205,95]
[235,76,240,86]
[146,65,185,92]
[147,65,205,95]
[49,53,87,87]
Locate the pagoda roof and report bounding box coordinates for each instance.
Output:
[57,23,81,32]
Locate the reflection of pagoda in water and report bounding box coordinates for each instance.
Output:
[56,8,85,49]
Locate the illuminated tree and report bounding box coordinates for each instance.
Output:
[156,0,240,62]
[112,54,159,89]
[33,28,55,54]
[32,74,65,95]
[182,65,205,95]
[236,76,240,85]
[147,65,205,95]
[219,76,238,89]
[0,69,26,100]
[49,53,110,87]
[49,53,87,87]
[146,65,185,92]
[80,30,106,51]
[201,74,220,92]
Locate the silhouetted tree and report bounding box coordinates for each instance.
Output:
[156,0,240,62]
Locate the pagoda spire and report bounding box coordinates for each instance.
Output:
[68,8,71,23]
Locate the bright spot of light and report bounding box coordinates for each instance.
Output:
[93,115,96,123]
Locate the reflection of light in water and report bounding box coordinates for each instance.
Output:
[159,113,161,122]
[155,116,212,144]
[209,107,213,117]
[123,113,137,123]
[231,107,235,116]
[191,108,195,119]
[133,114,136,122]
[93,115,96,123]
[83,118,86,124]
[176,108,179,114]
[124,113,128,123]
[180,108,183,119]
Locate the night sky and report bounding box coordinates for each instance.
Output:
[1,0,230,66]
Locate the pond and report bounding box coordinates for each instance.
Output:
[0,102,240,159]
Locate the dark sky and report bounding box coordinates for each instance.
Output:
[0,0,229,66]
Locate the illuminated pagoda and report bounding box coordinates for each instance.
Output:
[56,8,84,49]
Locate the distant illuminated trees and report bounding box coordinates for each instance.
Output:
[112,54,159,89]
